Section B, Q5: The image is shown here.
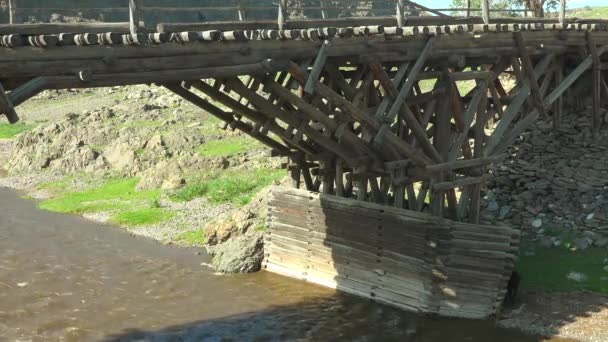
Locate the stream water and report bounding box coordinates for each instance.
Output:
[0,188,545,341]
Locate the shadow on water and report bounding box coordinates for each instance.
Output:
[101,293,536,342]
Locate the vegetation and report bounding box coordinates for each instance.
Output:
[171,169,284,206]
[197,136,261,157]
[517,247,608,294]
[0,123,36,139]
[569,7,608,19]
[450,0,559,17]
[174,229,206,246]
[39,178,160,214]
[111,208,174,227]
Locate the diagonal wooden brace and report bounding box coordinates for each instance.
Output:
[0,82,19,124]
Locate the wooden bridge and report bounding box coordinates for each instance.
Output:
[0,0,605,319]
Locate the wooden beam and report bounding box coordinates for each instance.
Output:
[386,37,435,123]
[427,154,506,173]
[559,0,567,26]
[129,0,142,35]
[396,0,405,28]
[8,76,47,106]
[514,31,546,118]
[8,0,16,25]
[306,40,330,95]
[0,82,19,124]
[588,32,602,135]
[278,0,287,30]
[481,0,490,24]
[165,83,290,157]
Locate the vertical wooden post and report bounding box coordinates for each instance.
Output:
[553,57,563,131]
[559,0,566,27]
[278,0,287,30]
[8,0,16,24]
[129,0,142,35]
[237,0,246,21]
[396,0,404,28]
[481,0,490,24]
[320,0,328,19]
[466,0,471,18]
[588,32,601,136]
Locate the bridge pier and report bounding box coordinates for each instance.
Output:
[0,20,607,318]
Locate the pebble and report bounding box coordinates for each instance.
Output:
[566,271,588,283]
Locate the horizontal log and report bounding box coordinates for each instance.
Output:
[0,22,144,35]
[426,154,506,173]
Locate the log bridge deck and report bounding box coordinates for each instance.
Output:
[1,14,607,319]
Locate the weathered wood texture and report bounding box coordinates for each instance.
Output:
[264,187,520,319]
[1,20,606,223]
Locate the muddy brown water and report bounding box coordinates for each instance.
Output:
[0,188,543,341]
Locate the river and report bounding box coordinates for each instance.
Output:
[0,188,546,341]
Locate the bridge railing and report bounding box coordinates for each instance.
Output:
[4,0,569,32]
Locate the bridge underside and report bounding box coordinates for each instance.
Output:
[1,21,607,318]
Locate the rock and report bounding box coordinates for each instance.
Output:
[531,218,543,229]
[104,142,136,170]
[207,231,264,273]
[604,266,608,273]
[594,237,608,247]
[572,237,591,250]
[204,218,237,245]
[136,160,183,191]
[539,236,553,248]
[487,200,499,212]
[566,271,588,283]
[498,206,512,220]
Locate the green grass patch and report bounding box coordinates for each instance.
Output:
[37,177,74,192]
[174,229,206,246]
[39,178,160,214]
[0,123,36,139]
[197,136,261,158]
[111,208,174,227]
[570,7,608,19]
[517,247,608,294]
[171,169,284,206]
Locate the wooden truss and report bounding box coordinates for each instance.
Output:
[158,34,608,223]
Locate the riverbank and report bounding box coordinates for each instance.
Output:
[1,85,608,341]
[0,85,285,273]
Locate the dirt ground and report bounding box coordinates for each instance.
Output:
[500,291,608,342]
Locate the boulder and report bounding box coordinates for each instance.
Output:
[207,231,264,273]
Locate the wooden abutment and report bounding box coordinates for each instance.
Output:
[0,0,606,319]
[265,186,520,319]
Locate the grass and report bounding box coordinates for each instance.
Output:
[174,229,206,246]
[111,208,174,227]
[517,247,608,294]
[39,178,160,214]
[569,7,608,19]
[197,136,261,158]
[171,169,284,206]
[0,123,36,139]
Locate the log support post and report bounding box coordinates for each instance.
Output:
[481,0,490,24]
[129,0,142,35]
[396,0,405,28]
[559,0,567,27]
[0,82,20,124]
[278,0,287,30]
[587,32,602,136]
[8,0,16,24]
